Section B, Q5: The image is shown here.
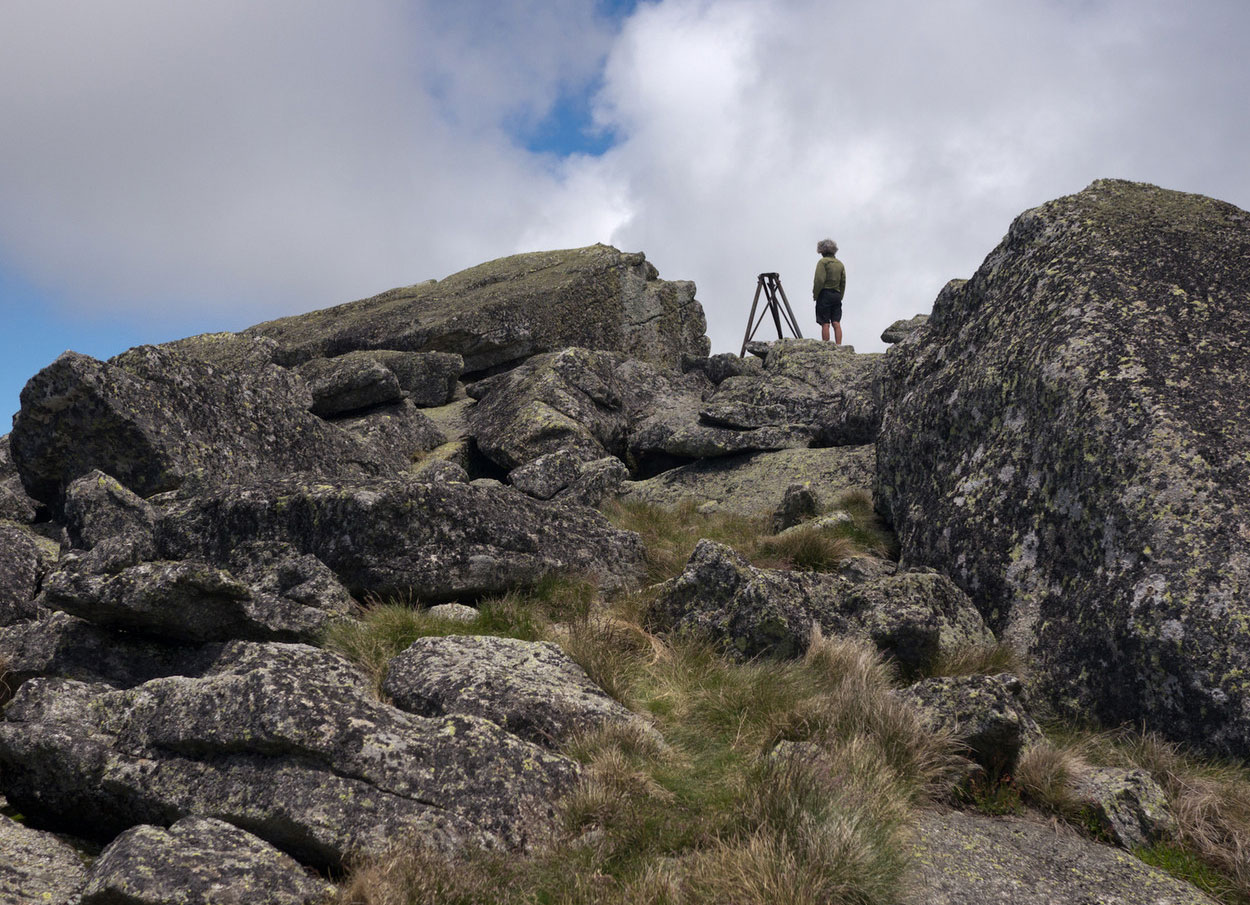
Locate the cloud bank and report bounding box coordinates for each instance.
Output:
[2,0,1248,357]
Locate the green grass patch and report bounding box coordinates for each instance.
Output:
[603,489,897,584]
[1137,842,1250,905]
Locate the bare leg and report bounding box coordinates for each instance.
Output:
[833,321,842,345]
[821,322,831,341]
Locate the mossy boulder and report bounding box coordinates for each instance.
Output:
[244,245,710,373]
[877,179,1250,756]
[0,813,87,905]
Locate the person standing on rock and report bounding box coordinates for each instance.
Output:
[813,239,846,344]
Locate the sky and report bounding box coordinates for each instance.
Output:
[2,0,1248,426]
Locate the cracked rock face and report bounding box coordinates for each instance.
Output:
[0,642,579,870]
[245,244,710,374]
[877,179,1250,756]
[155,476,646,600]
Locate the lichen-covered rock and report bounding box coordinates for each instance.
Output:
[0,435,38,523]
[646,541,992,671]
[80,816,335,905]
[38,558,349,643]
[426,603,480,623]
[700,339,882,446]
[0,813,87,905]
[771,483,818,533]
[1073,767,1179,850]
[370,350,463,407]
[509,449,587,500]
[876,179,1250,755]
[0,611,217,695]
[880,313,929,344]
[468,348,630,472]
[621,446,876,517]
[333,399,446,464]
[156,476,646,600]
[384,635,642,749]
[704,352,763,384]
[553,456,630,509]
[0,523,47,627]
[244,245,709,374]
[0,642,579,869]
[63,469,157,552]
[909,810,1217,905]
[295,352,404,417]
[9,345,396,507]
[897,674,1043,772]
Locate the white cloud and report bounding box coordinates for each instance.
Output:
[0,0,1247,355]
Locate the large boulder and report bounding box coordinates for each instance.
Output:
[0,813,88,905]
[876,179,1250,755]
[909,810,1217,905]
[9,343,395,507]
[645,540,993,670]
[156,476,646,600]
[621,446,876,516]
[244,245,710,373]
[0,642,578,869]
[80,816,335,905]
[384,635,643,749]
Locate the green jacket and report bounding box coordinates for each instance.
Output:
[813,255,846,300]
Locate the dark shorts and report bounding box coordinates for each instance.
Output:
[816,288,842,324]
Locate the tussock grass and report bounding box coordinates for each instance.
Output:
[1013,727,1250,904]
[604,489,896,584]
[338,626,958,905]
[922,641,1024,679]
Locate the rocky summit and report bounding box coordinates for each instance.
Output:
[1,209,1248,903]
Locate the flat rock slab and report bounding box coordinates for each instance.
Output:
[0,642,578,870]
[0,814,87,905]
[385,635,642,749]
[81,816,334,905]
[244,245,709,374]
[156,476,646,600]
[909,810,1217,904]
[621,446,876,517]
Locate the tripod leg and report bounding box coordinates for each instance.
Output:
[774,279,804,339]
[740,279,766,356]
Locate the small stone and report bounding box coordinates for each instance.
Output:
[1073,766,1178,850]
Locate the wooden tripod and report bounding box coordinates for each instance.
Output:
[740,272,803,356]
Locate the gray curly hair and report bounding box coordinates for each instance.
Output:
[817,238,838,256]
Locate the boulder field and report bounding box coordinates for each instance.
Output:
[0,205,1245,902]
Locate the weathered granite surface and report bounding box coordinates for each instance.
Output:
[244,245,710,373]
[877,180,1250,755]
